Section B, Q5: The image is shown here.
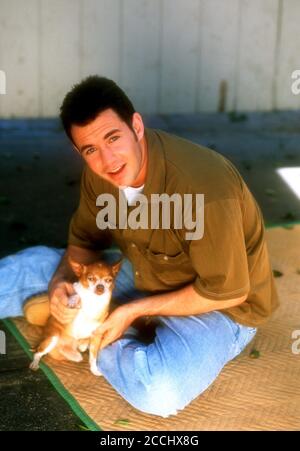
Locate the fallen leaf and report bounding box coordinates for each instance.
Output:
[249,349,260,359]
[114,419,131,426]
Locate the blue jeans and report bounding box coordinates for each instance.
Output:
[0,245,256,418]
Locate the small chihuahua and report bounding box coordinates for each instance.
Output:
[30,257,122,376]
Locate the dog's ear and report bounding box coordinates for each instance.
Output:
[112,258,123,277]
[68,257,85,277]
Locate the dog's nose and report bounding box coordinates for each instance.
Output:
[95,284,105,294]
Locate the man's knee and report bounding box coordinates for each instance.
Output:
[136,377,184,417]
[98,344,186,417]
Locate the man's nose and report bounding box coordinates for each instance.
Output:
[100,146,117,169]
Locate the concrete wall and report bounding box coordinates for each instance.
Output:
[0,0,299,117]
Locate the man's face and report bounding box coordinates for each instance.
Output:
[71,109,147,188]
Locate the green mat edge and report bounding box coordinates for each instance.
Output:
[2,318,101,432]
[2,219,300,431]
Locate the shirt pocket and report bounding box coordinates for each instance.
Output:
[144,248,196,286]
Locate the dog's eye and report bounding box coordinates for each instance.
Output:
[104,277,112,284]
[87,275,95,282]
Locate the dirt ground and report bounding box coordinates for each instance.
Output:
[0,111,300,430]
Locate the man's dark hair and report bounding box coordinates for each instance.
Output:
[60,75,136,141]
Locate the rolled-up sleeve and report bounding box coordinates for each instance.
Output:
[189,198,250,300]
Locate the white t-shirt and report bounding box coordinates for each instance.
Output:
[122,185,145,206]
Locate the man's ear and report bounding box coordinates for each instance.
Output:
[68,257,85,277]
[131,112,144,141]
[112,258,123,277]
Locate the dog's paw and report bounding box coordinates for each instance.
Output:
[29,359,40,371]
[78,342,89,353]
[90,361,102,376]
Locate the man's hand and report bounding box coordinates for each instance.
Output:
[47,245,102,325]
[48,279,81,324]
[95,304,137,350]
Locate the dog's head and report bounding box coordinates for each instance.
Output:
[68,257,122,296]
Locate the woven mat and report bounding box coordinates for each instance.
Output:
[9,225,300,430]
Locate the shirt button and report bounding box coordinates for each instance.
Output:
[135,271,139,277]
[163,255,169,261]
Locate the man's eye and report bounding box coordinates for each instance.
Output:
[86,147,96,156]
[108,136,119,144]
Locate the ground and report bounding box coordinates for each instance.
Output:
[0,111,300,430]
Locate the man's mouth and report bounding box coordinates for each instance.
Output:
[107,164,126,178]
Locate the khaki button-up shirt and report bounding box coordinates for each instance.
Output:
[68,128,279,327]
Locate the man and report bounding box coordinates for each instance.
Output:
[0,76,279,417]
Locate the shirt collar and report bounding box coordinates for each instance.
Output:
[143,128,166,199]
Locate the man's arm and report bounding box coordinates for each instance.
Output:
[127,283,248,319]
[48,244,102,323]
[97,283,248,349]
